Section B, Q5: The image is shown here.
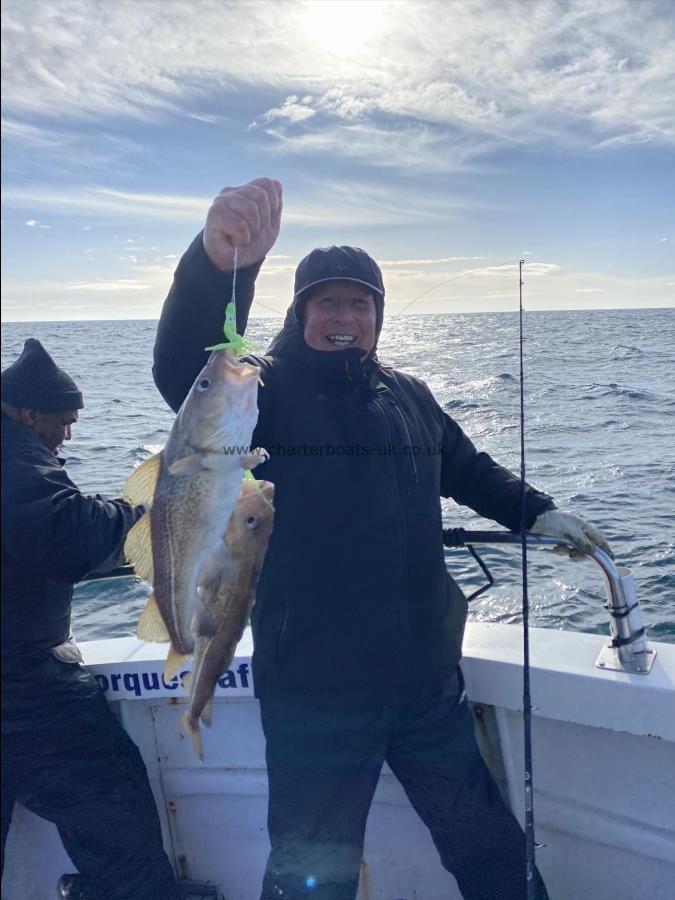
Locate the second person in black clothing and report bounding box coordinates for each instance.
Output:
[1,339,179,900]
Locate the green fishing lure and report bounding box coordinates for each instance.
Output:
[205,247,257,356]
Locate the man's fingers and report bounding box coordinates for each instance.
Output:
[225,193,263,237]
[210,179,282,241]
[553,545,586,561]
[251,185,273,230]
[583,524,614,559]
[567,529,595,556]
[208,204,251,247]
[250,177,282,223]
[203,177,283,270]
[532,509,613,560]
[271,180,283,231]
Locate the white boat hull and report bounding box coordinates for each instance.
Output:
[3,623,675,900]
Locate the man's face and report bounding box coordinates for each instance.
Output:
[302,281,377,354]
[24,409,79,453]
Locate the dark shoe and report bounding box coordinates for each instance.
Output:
[57,874,87,899]
[177,881,222,898]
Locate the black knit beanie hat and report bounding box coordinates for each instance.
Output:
[1,339,84,411]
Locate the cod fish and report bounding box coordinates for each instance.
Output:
[122,349,265,678]
[183,477,275,759]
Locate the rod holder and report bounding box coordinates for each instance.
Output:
[442,529,656,675]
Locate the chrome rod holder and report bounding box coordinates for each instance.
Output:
[442,530,657,675]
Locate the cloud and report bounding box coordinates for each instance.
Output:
[66,279,151,292]
[381,267,674,314]
[465,262,561,279]
[5,185,210,221]
[253,95,316,127]
[187,113,228,124]
[24,218,50,228]
[2,116,67,148]
[2,0,673,173]
[3,266,674,322]
[256,118,487,173]
[4,176,484,230]
[380,256,486,265]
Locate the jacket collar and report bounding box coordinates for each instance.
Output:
[1,411,64,464]
[286,342,390,397]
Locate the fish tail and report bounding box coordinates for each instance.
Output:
[164,644,191,681]
[181,711,204,762]
[200,698,214,728]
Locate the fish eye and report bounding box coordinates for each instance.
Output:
[245,515,258,529]
[197,378,211,392]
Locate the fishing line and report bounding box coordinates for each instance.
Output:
[518,259,537,897]
[206,246,256,355]
[252,298,286,317]
[203,245,272,505]
[393,258,518,316]
[205,245,284,348]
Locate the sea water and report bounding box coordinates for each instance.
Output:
[2,308,673,643]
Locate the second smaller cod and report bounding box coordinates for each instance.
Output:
[183,478,275,759]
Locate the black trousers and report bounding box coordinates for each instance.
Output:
[259,670,549,900]
[1,655,179,900]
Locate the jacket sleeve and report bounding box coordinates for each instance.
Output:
[3,457,143,584]
[153,232,264,413]
[438,406,555,531]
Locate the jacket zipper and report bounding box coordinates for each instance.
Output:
[274,596,289,665]
[389,399,419,486]
[372,395,409,668]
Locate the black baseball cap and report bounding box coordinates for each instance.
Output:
[293,245,385,299]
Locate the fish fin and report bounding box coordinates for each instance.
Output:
[200,698,214,728]
[124,514,154,583]
[241,447,269,470]
[123,452,162,507]
[168,454,204,477]
[181,712,204,762]
[137,593,170,642]
[164,645,190,681]
[192,604,218,638]
[198,542,234,594]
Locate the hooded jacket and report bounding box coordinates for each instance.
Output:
[1,412,141,661]
[153,235,555,697]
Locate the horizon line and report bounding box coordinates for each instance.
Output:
[2,304,674,327]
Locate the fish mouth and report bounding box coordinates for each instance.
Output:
[241,478,275,503]
[207,349,261,386]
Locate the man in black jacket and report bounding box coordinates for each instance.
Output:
[154,179,611,900]
[1,339,178,900]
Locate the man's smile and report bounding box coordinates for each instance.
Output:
[325,334,358,346]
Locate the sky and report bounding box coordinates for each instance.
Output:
[2,0,674,322]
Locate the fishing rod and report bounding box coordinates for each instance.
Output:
[518,259,538,896]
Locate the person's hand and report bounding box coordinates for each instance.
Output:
[203,177,283,272]
[531,509,613,560]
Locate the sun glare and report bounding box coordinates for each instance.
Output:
[301,0,387,54]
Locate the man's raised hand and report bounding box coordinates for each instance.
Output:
[203,178,283,272]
